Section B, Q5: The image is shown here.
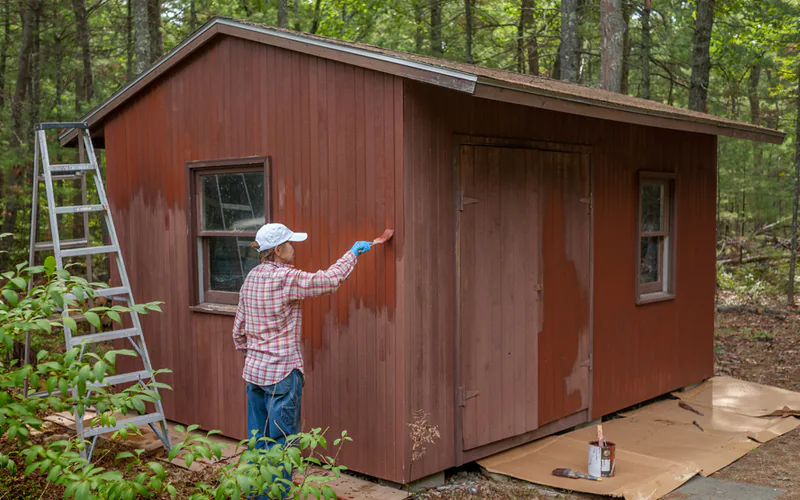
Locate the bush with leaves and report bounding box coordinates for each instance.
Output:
[0,255,349,499]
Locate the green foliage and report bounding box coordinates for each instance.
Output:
[741,326,774,341]
[1,0,800,267]
[0,254,346,499]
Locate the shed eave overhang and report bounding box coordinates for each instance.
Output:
[474,78,786,145]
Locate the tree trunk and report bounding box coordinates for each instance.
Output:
[54,39,64,120]
[559,0,579,82]
[465,0,473,63]
[688,0,715,113]
[189,0,197,31]
[277,0,288,28]
[293,0,301,30]
[620,0,631,94]
[552,42,561,79]
[516,2,524,72]
[414,0,424,53]
[523,0,538,75]
[148,0,162,62]
[600,0,625,92]
[3,0,37,248]
[430,0,443,55]
[748,64,760,125]
[641,0,651,99]
[518,0,537,74]
[132,0,149,74]
[72,0,94,110]
[310,0,322,33]
[0,0,10,110]
[31,0,40,128]
[127,0,133,79]
[788,67,800,305]
[11,0,35,147]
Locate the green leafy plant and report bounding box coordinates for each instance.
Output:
[0,254,348,499]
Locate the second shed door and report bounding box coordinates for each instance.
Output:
[457,144,591,452]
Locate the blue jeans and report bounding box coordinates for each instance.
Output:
[246,370,303,499]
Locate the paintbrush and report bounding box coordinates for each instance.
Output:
[692,420,705,432]
[372,229,395,245]
[597,424,606,448]
[552,468,602,481]
[679,401,704,416]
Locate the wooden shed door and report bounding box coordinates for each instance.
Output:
[457,145,591,452]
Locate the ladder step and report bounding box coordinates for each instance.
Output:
[89,370,153,389]
[47,163,95,173]
[36,122,89,131]
[81,412,164,439]
[61,245,118,258]
[54,204,106,215]
[33,238,89,251]
[92,286,131,299]
[68,328,140,348]
[39,173,85,182]
[28,388,63,398]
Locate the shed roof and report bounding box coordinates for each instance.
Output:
[62,17,785,146]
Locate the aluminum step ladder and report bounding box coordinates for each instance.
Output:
[24,122,171,461]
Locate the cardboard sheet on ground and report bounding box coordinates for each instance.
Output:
[478,377,800,499]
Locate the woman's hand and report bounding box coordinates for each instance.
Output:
[349,241,372,257]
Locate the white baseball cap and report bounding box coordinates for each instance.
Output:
[255,223,308,252]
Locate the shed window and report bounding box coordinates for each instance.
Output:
[636,172,675,303]
[188,157,271,307]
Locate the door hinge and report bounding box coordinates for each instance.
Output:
[580,352,593,371]
[457,190,479,212]
[579,194,593,210]
[457,386,480,407]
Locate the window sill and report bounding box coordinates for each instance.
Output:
[190,303,237,316]
[636,292,675,305]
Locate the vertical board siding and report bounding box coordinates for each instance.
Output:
[403,81,715,479]
[105,36,405,482]
[103,36,715,484]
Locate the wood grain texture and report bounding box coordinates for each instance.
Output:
[403,80,714,477]
[105,35,405,482]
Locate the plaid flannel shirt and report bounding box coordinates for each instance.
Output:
[232,251,357,386]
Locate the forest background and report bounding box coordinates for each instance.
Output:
[0,0,799,303]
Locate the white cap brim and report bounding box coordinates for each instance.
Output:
[288,232,308,242]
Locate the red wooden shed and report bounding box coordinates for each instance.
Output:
[62,17,784,485]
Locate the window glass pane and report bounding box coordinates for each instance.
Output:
[641,184,663,233]
[640,236,660,284]
[202,172,265,231]
[208,236,260,292]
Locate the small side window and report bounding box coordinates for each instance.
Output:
[636,172,675,304]
[188,157,271,307]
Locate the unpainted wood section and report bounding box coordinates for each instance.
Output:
[459,146,542,451]
[102,36,404,482]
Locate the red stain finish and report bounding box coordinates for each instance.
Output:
[403,81,714,479]
[101,35,715,485]
[106,36,405,482]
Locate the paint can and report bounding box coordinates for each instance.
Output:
[588,440,616,478]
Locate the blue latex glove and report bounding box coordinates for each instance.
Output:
[349,241,372,257]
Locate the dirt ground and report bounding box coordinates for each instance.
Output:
[413,304,800,500]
